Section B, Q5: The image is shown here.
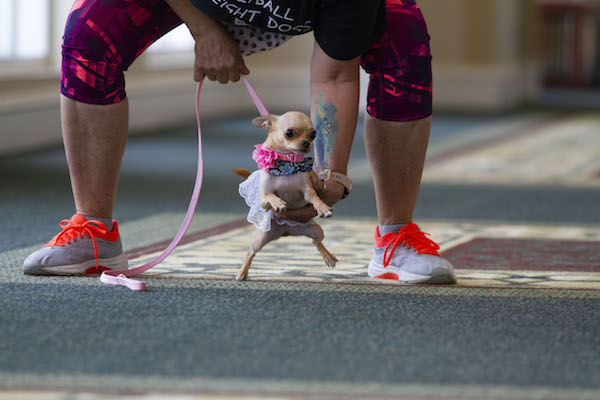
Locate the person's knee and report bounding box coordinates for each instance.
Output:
[365,112,431,139]
[360,1,433,122]
[363,67,432,123]
[361,31,432,122]
[61,8,127,105]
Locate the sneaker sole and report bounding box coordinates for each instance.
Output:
[368,260,457,284]
[23,254,129,276]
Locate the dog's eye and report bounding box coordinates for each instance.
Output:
[309,130,316,140]
[285,129,295,138]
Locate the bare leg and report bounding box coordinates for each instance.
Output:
[61,95,129,219]
[363,115,431,226]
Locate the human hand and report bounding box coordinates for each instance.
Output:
[273,174,346,223]
[192,24,249,84]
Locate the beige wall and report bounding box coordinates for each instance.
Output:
[420,0,539,65]
[420,0,541,110]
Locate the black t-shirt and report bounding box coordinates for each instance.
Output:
[188,0,386,60]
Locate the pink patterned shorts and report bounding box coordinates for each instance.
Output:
[61,0,432,121]
[361,0,433,121]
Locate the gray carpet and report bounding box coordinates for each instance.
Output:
[1,281,599,397]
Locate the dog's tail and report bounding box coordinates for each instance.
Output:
[234,168,252,181]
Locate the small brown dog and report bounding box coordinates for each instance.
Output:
[235,112,337,281]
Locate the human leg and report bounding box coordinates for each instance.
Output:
[364,115,430,226]
[24,0,182,275]
[361,0,433,225]
[60,0,182,217]
[61,96,128,219]
[364,115,455,283]
[361,0,455,283]
[364,113,455,284]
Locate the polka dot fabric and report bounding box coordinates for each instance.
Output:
[222,22,291,55]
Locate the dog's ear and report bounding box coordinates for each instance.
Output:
[252,114,278,130]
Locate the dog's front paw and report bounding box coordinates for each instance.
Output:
[269,197,287,212]
[314,202,332,218]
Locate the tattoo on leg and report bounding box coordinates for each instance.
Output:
[314,94,339,170]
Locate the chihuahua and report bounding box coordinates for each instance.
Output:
[235,111,337,281]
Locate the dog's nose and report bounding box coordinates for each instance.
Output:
[301,140,310,148]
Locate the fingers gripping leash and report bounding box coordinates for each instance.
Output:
[100,77,269,291]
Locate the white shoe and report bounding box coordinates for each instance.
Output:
[23,213,128,276]
[368,223,456,284]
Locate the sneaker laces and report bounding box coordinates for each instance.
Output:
[45,217,109,269]
[382,223,441,267]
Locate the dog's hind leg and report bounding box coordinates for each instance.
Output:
[236,229,279,281]
[237,250,255,281]
[297,223,337,269]
[314,240,337,268]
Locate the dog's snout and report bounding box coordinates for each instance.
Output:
[301,140,310,148]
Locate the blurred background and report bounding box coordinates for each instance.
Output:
[1,0,599,155]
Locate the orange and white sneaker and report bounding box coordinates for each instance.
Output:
[23,213,128,276]
[368,223,456,284]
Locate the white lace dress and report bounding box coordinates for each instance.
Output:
[239,170,314,232]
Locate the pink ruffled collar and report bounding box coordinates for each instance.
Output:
[252,144,305,171]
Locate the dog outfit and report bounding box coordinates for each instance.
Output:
[239,145,316,232]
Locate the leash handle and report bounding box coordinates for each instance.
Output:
[101,76,268,290]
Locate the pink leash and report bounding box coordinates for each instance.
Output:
[100,76,269,291]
